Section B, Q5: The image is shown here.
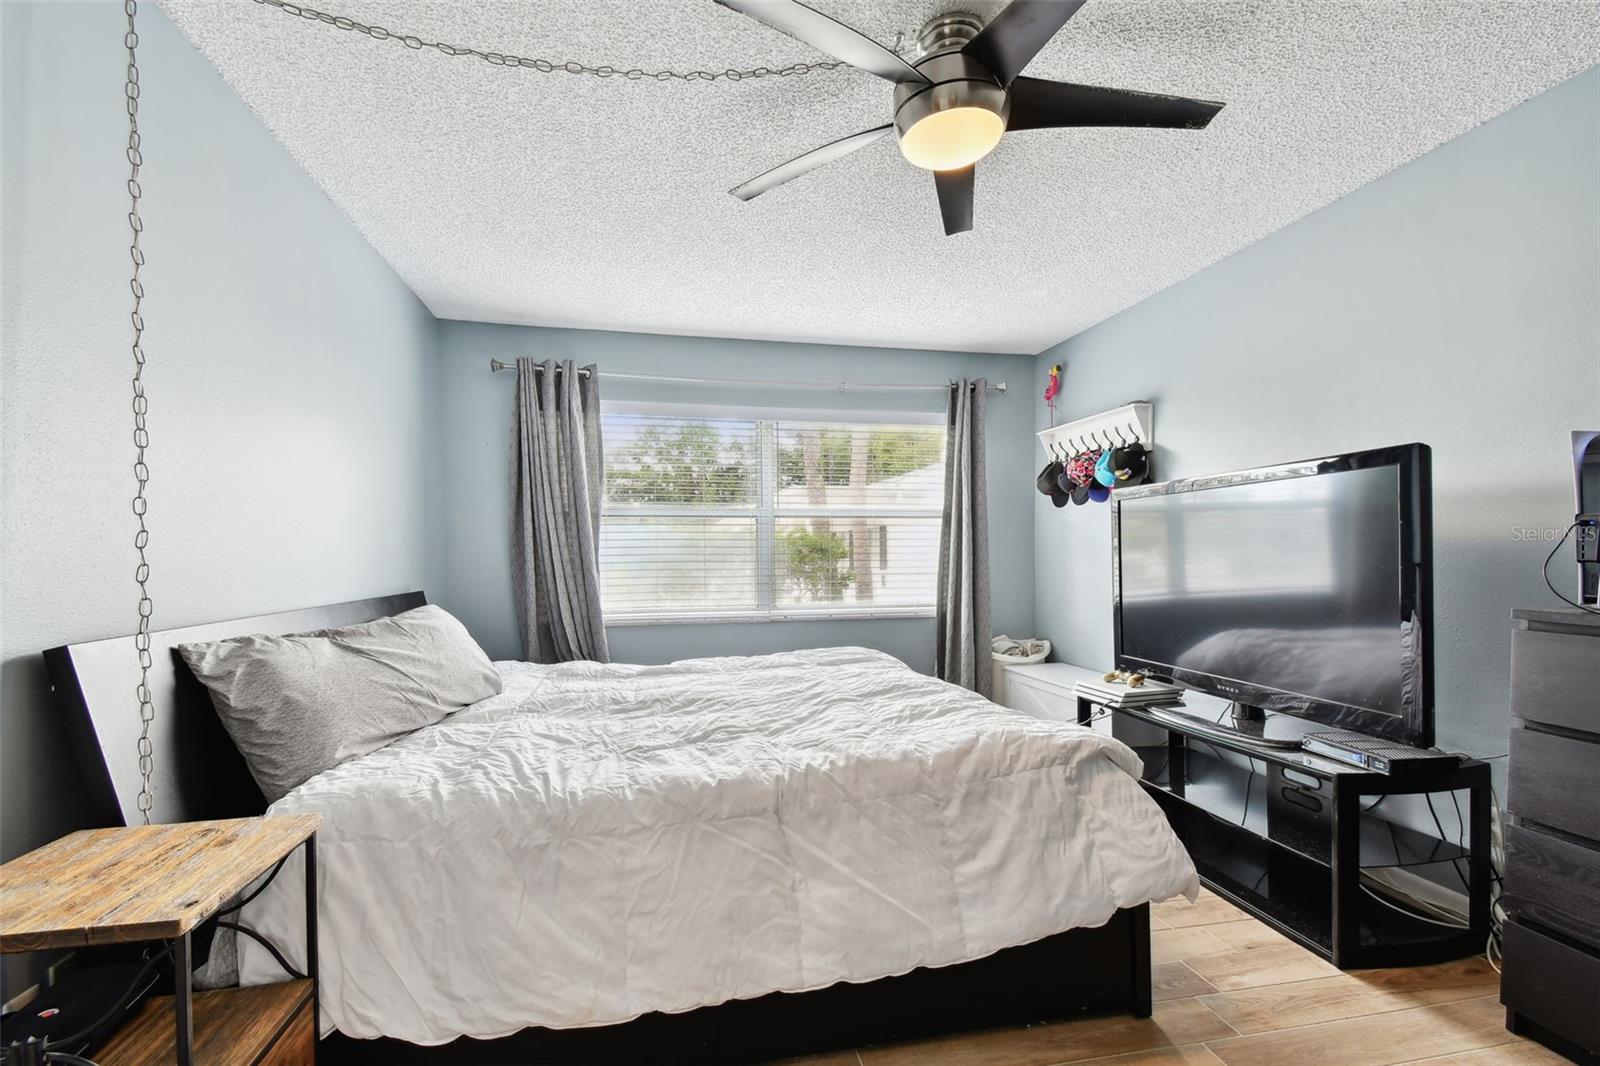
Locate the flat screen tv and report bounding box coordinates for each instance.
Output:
[1112,443,1433,747]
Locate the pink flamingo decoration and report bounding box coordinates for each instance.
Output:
[1043,364,1062,425]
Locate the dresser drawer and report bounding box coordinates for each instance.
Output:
[1512,627,1600,734]
[1502,918,1600,1056]
[1508,726,1600,841]
[1505,823,1600,945]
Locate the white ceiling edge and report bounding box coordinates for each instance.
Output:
[160,0,1600,356]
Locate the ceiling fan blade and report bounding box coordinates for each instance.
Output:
[963,0,1088,86]
[1007,77,1225,131]
[729,124,894,201]
[715,0,930,85]
[934,166,974,236]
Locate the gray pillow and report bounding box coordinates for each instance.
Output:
[178,604,502,802]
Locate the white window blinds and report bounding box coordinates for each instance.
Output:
[599,409,946,622]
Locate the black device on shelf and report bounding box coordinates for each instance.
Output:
[1077,695,1489,969]
[1574,431,1599,605]
[0,961,158,1063]
[1112,442,1433,748]
[1301,730,1459,775]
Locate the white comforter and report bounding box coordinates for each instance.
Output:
[240,648,1197,1043]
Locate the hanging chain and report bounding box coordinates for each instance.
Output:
[125,0,156,824]
[251,0,849,82]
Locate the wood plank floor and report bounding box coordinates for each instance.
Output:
[777,889,1565,1066]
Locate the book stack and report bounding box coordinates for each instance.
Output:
[1073,676,1185,708]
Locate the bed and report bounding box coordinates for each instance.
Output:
[46,593,1197,1063]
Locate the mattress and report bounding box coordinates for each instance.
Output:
[238,647,1197,1043]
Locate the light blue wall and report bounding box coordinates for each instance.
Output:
[5,0,1590,984]
[435,321,1033,671]
[0,0,438,917]
[1033,66,1600,767]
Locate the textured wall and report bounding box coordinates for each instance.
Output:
[1032,66,1600,770]
[435,321,1033,671]
[0,0,438,916]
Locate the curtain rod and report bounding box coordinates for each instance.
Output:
[488,359,1006,393]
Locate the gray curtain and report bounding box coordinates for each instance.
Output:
[935,379,992,698]
[511,358,609,663]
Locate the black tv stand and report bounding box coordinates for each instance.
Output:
[1077,694,1491,969]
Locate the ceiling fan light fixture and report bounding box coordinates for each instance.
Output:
[720,0,1226,236]
[897,106,1005,171]
[891,52,1010,173]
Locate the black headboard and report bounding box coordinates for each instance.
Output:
[43,591,427,827]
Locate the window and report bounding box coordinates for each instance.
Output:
[599,406,946,622]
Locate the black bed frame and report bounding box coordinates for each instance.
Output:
[45,592,1153,1065]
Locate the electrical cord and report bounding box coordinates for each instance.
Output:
[1424,793,1472,891]
[46,945,171,1051]
[1486,782,1507,972]
[3,1046,102,1066]
[1445,750,1508,962]
[1445,788,1474,892]
[1241,759,1256,829]
[1542,520,1600,614]
[7,944,176,1066]
[1084,704,1180,785]
[1081,702,1176,782]
[212,921,305,981]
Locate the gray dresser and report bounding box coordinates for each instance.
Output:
[1502,607,1600,1065]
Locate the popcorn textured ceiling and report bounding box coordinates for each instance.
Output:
[161,0,1600,355]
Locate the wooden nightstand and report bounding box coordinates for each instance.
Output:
[1,816,321,1065]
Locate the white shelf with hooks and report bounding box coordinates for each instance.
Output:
[1037,402,1153,457]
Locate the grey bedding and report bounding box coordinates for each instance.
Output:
[178,604,501,802]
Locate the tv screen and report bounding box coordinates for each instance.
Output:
[1113,444,1432,746]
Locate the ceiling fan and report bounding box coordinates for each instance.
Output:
[716,0,1225,235]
